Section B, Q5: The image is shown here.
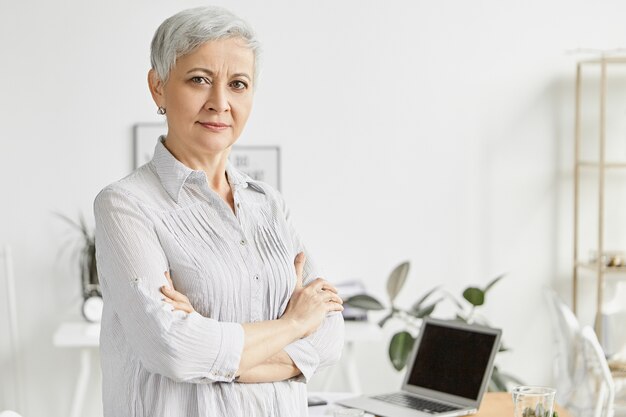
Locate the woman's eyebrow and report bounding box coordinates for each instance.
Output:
[232,72,252,81]
[187,68,214,75]
[186,68,251,80]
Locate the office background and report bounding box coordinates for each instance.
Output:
[2,1,626,416]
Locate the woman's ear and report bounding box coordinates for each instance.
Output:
[148,69,165,107]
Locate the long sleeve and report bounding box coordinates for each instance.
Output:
[278,194,345,382]
[99,140,334,416]
[94,185,244,383]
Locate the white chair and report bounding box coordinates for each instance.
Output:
[0,246,24,416]
[545,290,593,412]
[0,411,23,417]
[581,326,615,417]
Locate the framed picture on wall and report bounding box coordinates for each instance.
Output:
[230,146,281,190]
[133,123,166,169]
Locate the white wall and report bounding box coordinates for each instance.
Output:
[2,0,626,415]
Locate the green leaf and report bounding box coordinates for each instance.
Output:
[410,298,442,318]
[345,294,385,311]
[389,331,415,371]
[386,262,410,304]
[410,286,441,312]
[463,287,485,306]
[484,274,505,294]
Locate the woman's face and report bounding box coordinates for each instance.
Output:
[150,38,255,158]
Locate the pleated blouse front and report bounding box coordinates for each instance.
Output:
[94,138,344,417]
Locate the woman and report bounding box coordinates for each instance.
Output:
[94,6,344,417]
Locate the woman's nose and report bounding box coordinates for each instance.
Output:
[204,86,229,113]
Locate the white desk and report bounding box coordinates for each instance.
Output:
[53,320,381,416]
[53,322,100,417]
[310,393,574,417]
[308,392,374,416]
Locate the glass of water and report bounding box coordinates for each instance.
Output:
[512,386,556,417]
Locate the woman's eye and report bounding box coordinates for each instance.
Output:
[230,80,248,90]
[191,76,209,84]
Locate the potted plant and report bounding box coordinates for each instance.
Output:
[57,213,100,299]
[345,261,523,391]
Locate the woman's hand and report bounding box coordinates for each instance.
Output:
[281,253,344,338]
[160,271,196,314]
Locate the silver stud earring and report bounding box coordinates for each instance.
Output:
[157,106,166,115]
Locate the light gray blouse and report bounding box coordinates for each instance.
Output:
[94,138,344,417]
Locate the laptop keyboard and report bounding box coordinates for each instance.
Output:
[372,393,461,414]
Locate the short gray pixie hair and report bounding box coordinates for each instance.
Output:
[150,6,261,83]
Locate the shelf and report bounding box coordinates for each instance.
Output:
[572,55,626,344]
[576,261,626,275]
[579,57,626,65]
[577,161,626,169]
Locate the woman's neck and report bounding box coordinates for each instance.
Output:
[162,137,231,194]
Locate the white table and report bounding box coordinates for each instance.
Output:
[53,320,381,416]
[53,322,100,417]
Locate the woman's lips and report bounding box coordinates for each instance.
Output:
[198,122,230,132]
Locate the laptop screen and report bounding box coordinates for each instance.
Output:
[406,321,498,400]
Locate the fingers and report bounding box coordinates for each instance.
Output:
[307,278,343,305]
[161,286,194,314]
[326,293,344,305]
[291,256,339,296]
[324,293,344,313]
[302,277,342,306]
[161,296,194,314]
[308,277,338,294]
[320,283,338,294]
[164,270,174,288]
[160,271,195,314]
[328,301,345,313]
[294,252,306,288]
[320,286,344,313]
[322,286,338,294]
[160,285,189,303]
[161,270,189,302]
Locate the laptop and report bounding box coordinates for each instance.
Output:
[337,318,502,417]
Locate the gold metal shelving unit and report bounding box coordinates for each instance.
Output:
[573,55,626,342]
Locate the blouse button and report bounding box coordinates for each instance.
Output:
[254,275,259,280]
[240,239,246,245]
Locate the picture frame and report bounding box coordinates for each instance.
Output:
[132,124,281,190]
[229,146,281,190]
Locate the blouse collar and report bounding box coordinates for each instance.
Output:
[150,136,263,202]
